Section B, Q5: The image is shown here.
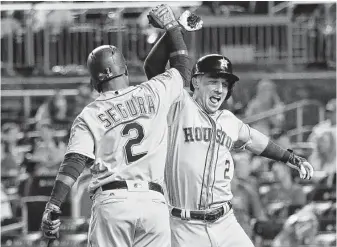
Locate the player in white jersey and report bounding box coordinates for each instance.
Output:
[41,4,193,247]
[144,31,314,247]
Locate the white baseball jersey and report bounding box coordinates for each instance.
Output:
[65,68,183,194]
[165,90,250,210]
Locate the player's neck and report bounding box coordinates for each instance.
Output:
[101,77,129,93]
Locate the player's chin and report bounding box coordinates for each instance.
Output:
[206,103,221,113]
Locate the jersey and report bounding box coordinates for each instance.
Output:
[165,90,250,210]
[65,68,183,194]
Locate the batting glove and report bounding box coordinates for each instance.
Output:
[178,10,203,32]
[286,149,314,180]
[41,202,62,239]
[147,4,179,31]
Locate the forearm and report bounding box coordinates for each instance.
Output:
[245,126,313,179]
[246,128,291,163]
[48,175,76,208]
[144,27,192,84]
[49,153,93,207]
[144,32,168,79]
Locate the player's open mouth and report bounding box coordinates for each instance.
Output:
[210,96,221,104]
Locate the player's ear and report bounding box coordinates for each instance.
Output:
[191,76,199,90]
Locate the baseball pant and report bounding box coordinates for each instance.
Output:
[88,183,170,247]
[170,209,255,247]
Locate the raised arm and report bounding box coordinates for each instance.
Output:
[165,27,192,86]
[144,32,169,79]
[145,9,202,81]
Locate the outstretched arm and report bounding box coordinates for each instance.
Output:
[237,124,314,180]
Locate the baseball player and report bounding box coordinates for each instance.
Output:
[143,28,314,246]
[40,4,193,247]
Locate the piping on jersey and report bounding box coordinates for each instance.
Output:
[190,97,218,210]
[95,87,138,101]
[210,112,225,206]
[204,116,217,209]
[210,125,222,205]
[198,126,213,210]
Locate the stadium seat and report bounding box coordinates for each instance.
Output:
[310,186,336,202]
[319,218,336,232]
[252,220,284,239]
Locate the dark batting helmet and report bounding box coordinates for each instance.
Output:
[191,54,239,100]
[87,45,128,92]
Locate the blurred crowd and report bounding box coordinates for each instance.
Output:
[229,95,336,247]
[1,2,335,77]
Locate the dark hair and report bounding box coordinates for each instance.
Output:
[46,92,68,122]
[1,139,11,154]
[47,95,59,122]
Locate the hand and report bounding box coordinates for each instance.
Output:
[41,202,62,239]
[287,152,314,180]
[147,4,179,30]
[178,10,203,32]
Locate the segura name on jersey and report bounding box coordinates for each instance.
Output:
[183,127,234,149]
[97,95,156,129]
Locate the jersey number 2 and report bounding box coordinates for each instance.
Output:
[224,160,231,180]
[122,122,148,164]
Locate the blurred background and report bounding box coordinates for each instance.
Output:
[1,1,336,247]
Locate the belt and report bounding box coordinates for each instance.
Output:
[96,181,164,195]
[171,202,232,223]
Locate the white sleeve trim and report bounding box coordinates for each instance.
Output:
[234,123,253,151]
[64,150,95,160]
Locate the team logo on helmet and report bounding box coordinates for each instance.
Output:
[220,58,229,69]
[98,68,113,82]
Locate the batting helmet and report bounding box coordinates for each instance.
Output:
[191,54,239,100]
[87,45,128,92]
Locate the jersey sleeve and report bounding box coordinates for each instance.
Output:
[65,116,95,159]
[167,89,189,126]
[142,68,184,107]
[232,114,253,150]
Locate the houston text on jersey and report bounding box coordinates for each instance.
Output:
[183,127,234,149]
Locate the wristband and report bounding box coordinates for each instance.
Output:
[260,140,291,163]
[165,21,179,31]
[280,149,292,163]
[45,202,61,211]
[49,180,71,207]
[170,50,188,58]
